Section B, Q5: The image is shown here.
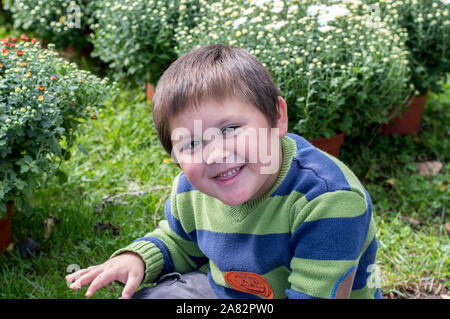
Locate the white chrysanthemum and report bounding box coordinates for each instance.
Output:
[254,0,271,8]
[307,4,350,26]
[233,17,247,29]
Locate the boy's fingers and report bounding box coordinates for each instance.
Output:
[85,272,116,298]
[70,268,102,289]
[66,267,92,281]
[121,273,141,299]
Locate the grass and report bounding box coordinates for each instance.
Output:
[0,62,449,298]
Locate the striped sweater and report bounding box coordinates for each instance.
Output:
[111,133,381,299]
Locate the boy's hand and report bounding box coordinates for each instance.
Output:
[65,252,145,299]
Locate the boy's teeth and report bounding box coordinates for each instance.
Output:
[218,166,240,178]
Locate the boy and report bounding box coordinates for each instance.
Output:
[66,44,381,299]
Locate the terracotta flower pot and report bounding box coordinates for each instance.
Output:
[146,83,155,101]
[381,93,429,136]
[309,133,346,158]
[0,202,13,254]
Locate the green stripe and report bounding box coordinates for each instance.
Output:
[178,191,301,234]
[290,190,368,231]
[362,217,377,254]
[350,286,379,299]
[289,258,358,298]
[262,266,290,298]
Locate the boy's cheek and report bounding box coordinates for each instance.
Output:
[178,162,204,182]
[234,128,278,166]
[234,129,258,163]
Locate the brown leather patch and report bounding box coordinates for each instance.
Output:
[334,268,357,299]
[224,271,274,299]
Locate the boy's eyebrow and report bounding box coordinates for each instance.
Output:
[175,117,240,138]
[212,117,238,128]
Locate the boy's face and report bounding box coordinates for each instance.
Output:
[169,96,288,206]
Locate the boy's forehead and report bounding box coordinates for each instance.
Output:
[169,96,255,132]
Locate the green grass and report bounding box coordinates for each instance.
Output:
[1,76,449,298]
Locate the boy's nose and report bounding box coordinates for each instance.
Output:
[205,145,232,165]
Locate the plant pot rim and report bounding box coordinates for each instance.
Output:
[309,132,346,143]
[309,132,346,158]
[0,202,13,254]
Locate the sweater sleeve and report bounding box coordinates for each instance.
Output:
[286,190,372,299]
[110,175,207,284]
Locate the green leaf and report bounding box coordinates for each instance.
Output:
[331,77,340,88]
[77,144,89,157]
[56,170,68,184]
[340,115,353,132]
[0,203,6,220]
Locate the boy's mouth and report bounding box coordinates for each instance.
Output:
[213,165,245,183]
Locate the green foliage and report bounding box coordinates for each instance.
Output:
[366,0,450,95]
[0,36,116,216]
[4,0,96,50]
[89,0,182,86]
[175,0,412,139]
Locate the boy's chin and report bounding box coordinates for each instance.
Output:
[215,192,250,206]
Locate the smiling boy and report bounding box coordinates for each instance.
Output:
[66,44,381,299]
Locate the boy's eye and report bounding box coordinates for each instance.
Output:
[222,126,239,136]
[183,140,201,151]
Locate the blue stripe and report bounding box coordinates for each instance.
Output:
[375,288,382,299]
[195,230,291,273]
[285,289,323,299]
[133,237,175,275]
[164,196,193,241]
[208,271,261,299]
[272,135,351,201]
[285,133,311,150]
[330,265,357,298]
[352,236,378,290]
[362,185,373,224]
[290,209,371,260]
[191,256,210,269]
[176,172,196,194]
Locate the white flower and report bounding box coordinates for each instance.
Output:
[274,21,286,30]
[307,5,326,16]
[440,0,450,5]
[307,4,350,26]
[233,17,247,29]
[272,0,284,13]
[288,5,298,13]
[318,25,334,33]
[254,0,271,8]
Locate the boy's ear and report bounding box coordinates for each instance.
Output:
[276,96,288,137]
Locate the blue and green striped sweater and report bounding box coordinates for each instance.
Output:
[112,133,381,299]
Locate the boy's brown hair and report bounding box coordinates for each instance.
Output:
[152,44,281,155]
